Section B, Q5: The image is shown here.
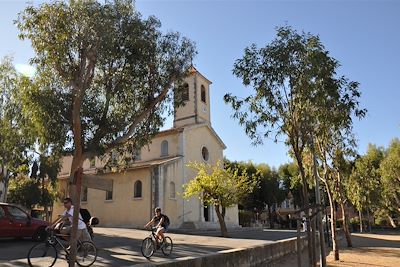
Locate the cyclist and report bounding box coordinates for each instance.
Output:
[144,207,169,246]
[48,197,91,244]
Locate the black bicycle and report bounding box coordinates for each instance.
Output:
[141,227,173,259]
[27,228,97,267]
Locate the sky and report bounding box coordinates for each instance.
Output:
[1,0,399,168]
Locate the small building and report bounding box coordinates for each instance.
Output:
[54,68,239,229]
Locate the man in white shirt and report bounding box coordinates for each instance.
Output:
[50,197,91,243]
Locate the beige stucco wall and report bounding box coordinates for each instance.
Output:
[195,79,211,124]
[140,132,181,162]
[175,75,196,127]
[182,125,238,226]
[159,160,184,228]
[54,168,152,228]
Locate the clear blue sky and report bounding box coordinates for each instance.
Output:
[1,0,399,168]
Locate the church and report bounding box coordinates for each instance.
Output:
[54,68,239,229]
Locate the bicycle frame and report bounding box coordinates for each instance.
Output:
[28,228,97,267]
[141,227,173,259]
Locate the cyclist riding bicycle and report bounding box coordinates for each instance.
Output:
[48,197,91,244]
[144,207,169,246]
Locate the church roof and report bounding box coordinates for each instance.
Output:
[123,155,182,170]
[189,66,212,85]
[156,122,226,150]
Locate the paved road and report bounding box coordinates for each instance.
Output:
[0,227,301,266]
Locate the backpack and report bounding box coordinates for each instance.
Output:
[80,208,92,224]
[163,214,170,226]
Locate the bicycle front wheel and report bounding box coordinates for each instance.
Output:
[76,241,97,267]
[161,236,173,256]
[141,237,155,259]
[27,242,57,267]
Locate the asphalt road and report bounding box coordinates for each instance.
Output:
[0,227,301,266]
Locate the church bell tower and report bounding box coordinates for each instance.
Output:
[173,67,212,128]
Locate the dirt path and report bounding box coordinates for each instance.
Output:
[276,230,400,267]
[325,231,400,267]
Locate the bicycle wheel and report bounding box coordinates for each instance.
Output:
[141,237,155,259]
[76,241,97,267]
[27,242,57,267]
[161,236,173,256]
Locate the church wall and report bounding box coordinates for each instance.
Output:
[160,159,185,228]
[88,168,151,227]
[196,80,211,124]
[139,133,181,162]
[182,126,238,226]
[54,168,152,228]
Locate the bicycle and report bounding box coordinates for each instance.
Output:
[141,227,173,259]
[27,228,97,267]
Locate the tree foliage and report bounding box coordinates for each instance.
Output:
[225,160,287,212]
[380,138,400,214]
[225,25,363,205]
[0,57,34,176]
[15,1,196,264]
[225,25,365,263]
[7,175,58,209]
[16,0,196,160]
[184,160,257,237]
[347,144,384,213]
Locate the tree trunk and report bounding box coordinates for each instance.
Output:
[340,202,352,247]
[296,158,313,267]
[215,204,229,237]
[359,210,363,233]
[68,80,85,267]
[68,167,83,267]
[1,166,9,202]
[326,187,339,260]
[268,206,274,228]
[366,209,372,232]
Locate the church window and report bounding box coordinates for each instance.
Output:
[106,190,113,200]
[134,180,142,198]
[161,140,169,157]
[81,186,88,202]
[202,146,209,161]
[201,85,206,103]
[106,181,113,200]
[183,83,189,101]
[175,83,189,102]
[170,181,176,199]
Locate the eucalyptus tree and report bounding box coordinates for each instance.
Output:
[278,162,303,209]
[224,25,366,265]
[0,56,35,201]
[379,138,400,226]
[347,144,384,229]
[16,1,195,265]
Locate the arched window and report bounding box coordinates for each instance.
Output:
[170,182,176,199]
[182,83,189,101]
[161,140,169,157]
[81,186,88,202]
[202,146,209,161]
[134,180,142,198]
[201,85,206,103]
